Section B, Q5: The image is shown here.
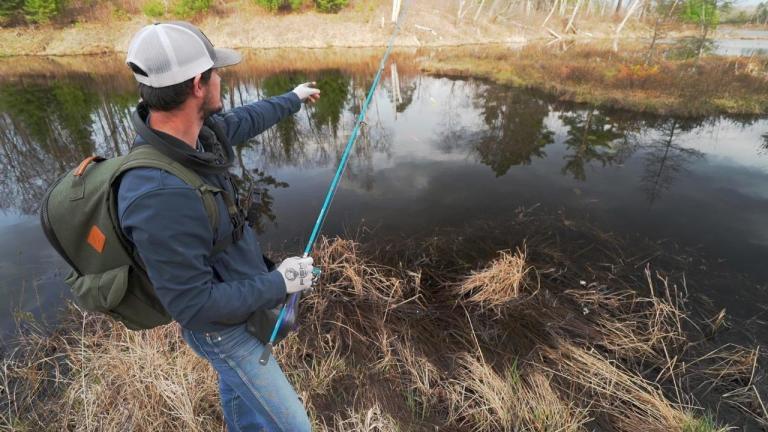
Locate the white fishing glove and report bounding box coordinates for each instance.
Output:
[277,256,315,294]
[292,82,321,103]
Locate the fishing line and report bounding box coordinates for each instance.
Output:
[259,0,411,366]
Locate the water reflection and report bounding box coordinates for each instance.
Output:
[0,67,395,225]
[639,119,705,204]
[472,85,554,176]
[559,109,627,181]
[311,70,350,137]
[1,70,765,218]
[1,55,768,338]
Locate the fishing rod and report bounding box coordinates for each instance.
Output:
[259,0,410,366]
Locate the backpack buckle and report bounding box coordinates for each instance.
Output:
[230,211,245,243]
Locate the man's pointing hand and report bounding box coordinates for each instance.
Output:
[292,82,321,104]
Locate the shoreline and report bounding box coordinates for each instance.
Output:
[1,43,766,118]
[2,6,763,57]
[0,32,724,58]
[422,44,768,117]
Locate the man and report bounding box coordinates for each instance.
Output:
[119,22,319,431]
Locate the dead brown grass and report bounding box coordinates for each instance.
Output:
[541,343,718,432]
[1,235,764,431]
[451,354,590,432]
[1,311,221,431]
[454,247,534,312]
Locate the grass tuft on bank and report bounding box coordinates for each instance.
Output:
[422,44,768,117]
[2,233,766,430]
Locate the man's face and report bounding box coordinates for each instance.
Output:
[201,69,223,118]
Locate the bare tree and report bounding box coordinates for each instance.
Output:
[566,0,585,33]
[542,0,559,26]
[473,0,488,21]
[613,0,644,49]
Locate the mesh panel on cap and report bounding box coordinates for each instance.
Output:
[169,21,216,60]
[164,25,210,74]
[141,30,173,78]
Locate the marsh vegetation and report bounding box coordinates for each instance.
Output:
[2,227,765,430]
[423,43,768,116]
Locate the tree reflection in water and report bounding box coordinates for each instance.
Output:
[0,65,394,232]
[435,82,554,176]
[433,80,721,205]
[639,118,704,204]
[0,80,131,213]
[260,72,307,163]
[473,86,554,176]
[0,68,757,223]
[558,109,627,181]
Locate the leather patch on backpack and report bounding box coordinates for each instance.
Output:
[87,225,106,253]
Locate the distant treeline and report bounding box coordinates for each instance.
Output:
[1,0,767,32]
[0,0,349,25]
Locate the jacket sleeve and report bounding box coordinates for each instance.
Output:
[217,92,302,146]
[117,171,287,330]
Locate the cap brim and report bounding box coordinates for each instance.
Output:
[213,48,242,68]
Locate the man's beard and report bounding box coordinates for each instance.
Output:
[200,92,223,119]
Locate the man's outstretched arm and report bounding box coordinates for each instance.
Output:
[216,83,321,146]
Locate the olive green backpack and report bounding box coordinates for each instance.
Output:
[39,145,229,330]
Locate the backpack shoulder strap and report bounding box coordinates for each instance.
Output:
[112,145,227,254]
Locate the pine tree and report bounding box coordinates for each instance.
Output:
[0,0,24,20]
[23,0,63,23]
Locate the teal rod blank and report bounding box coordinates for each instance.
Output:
[259,0,411,366]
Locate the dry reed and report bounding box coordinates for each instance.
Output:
[1,235,763,431]
[454,247,534,312]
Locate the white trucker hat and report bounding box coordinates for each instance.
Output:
[126,21,242,88]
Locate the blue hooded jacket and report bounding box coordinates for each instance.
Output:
[117,92,301,332]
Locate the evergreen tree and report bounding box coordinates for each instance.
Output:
[22,0,63,23]
[315,0,348,13]
[755,2,768,24]
[0,0,24,20]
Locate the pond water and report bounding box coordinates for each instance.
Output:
[715,28,768,56]
[714,37,768,56]
[1,51,767,345]
[658,28,768,57]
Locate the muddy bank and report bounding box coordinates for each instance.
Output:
[3,208,766,430]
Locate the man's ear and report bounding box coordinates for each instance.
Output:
[192,74,205,98]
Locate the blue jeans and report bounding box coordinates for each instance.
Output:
[182,324,311,432]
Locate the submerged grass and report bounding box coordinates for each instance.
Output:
[1,223,765,430]
[422,43,768,117]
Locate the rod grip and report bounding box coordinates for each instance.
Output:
[259,343,273,366]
